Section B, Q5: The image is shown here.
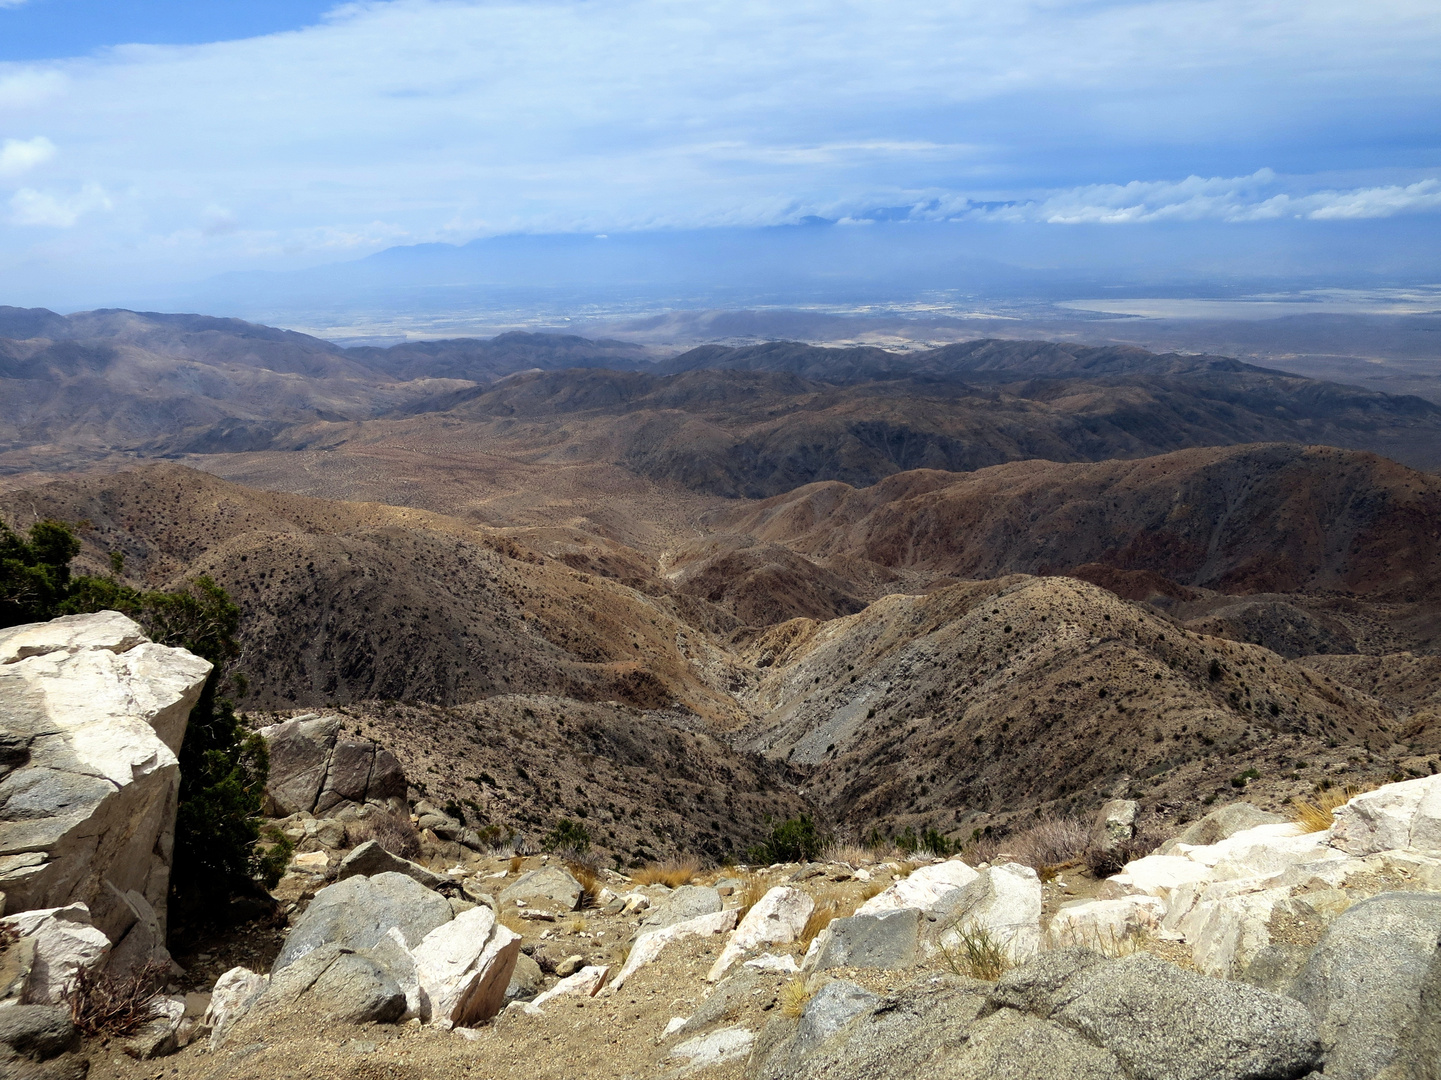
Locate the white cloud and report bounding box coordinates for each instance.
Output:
[0,0,32,7]
[0,136,56,178]
[936,171,1441,226]
[10,183,112,228]
[0,0,1436,295]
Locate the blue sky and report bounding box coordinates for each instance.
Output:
[0,0,1438,309]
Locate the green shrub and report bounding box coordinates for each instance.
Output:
[0,518,80,627]
[749,815,825,864]
[543,818,591,853]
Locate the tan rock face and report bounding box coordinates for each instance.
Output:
[0,611,211,954]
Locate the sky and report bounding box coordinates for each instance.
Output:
[0,0,1438,311]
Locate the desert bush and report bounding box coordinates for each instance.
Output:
[749,815,826,864]
[966,816,1091,873]
[632,858,701,889]
[941,922,1013,981]
[542,818,591,854]
[1083,829,1163,879]
[346,811,422,861]
[66,960,170,1038]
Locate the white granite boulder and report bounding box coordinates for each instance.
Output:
[0,904,110,1004]
[1331,774,1441,856]
[0,612,210,959]
[410,904,521,1028]
[708,886,814,981]
[856,859,979,916]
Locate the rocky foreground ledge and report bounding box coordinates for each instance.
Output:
[3,613,1441,1079]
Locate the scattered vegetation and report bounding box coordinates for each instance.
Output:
[0,518,80,627]
[66,959,170,1038]
[565,858,603,908]
[941,922,1013,981]
[734,874,769,920]
[1083,831,1163,879]
[966,815,1091,874]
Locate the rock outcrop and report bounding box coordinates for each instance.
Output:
[0,611,211,980]
[260,714,407,817]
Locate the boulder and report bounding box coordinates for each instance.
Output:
[612,909,737,989]
[747,975,989,1080]
[0,904,110,1004]
[259,714,407,817]
[524,964,609,1012]
[856,859,979,916]
[498,866,582,916]
[803,907,920,972]
[1159,802,1285,853]
[273,871,452,973]
[1048,895,1165,949]
[667,1026,755,1070]
[1102,854,1214,899]
[1331,774,1441,855]
[204,966,269,1046]
[256,943,407,1025]
[0,1004,79,1060]
[639,884,722,930]
[0,612,210,953]
[1091,799,1138,850]
[504,953,544,1001]
[933,863,1043,962]
[1289,891,1441,1080]
[709,887,814,981]
[990,948,1322,1080]
[336,840,445,891]
[410,904,521,1027]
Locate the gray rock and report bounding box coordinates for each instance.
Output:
[807,908,920,971]
[1290,891,1441,1080]
[336,840,445,891]
[0,1005,78,1060]
[261,715,407,817]
[118,1017,179,1060]
[504,953,543,1001]
[498,866,582,915]
[952,1010,1123,1080]
[747,975,988,1080]
[1,1051,90,1080]
[1240,944,1313,995]
[1160,802,1286,854]
[259,943,406,1024]
[678,967,772,1037]
[1007,950,1322,1080]
[639,885,722,930]
[273,871,452,973]
[1092,799,1138,850]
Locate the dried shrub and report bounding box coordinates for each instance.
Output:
[345,811,422,861]
[1083,830,1163,879]
[631,858,701,889]
[510,854,525,875]
[820,841,874,867]
[941,922,1013,981]
[968,816,1091,873]
[66,960,170,1038]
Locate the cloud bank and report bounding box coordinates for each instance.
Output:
[0,0,1436,304]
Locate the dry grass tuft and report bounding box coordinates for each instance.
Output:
[566,860,602,908]
[735,874,770,920]
[345,811,422,862]
[820,841,876,866]
[941,922,1013,982]
[1290,785,1365,833]
[66,960,170,1038]
[632,858,702,889]
[779,978,812,1018]
[510,854,525,874]
[1049,922,1151,958]
[966,816,1091,873]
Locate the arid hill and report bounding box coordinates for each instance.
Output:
[723,443,1441,603]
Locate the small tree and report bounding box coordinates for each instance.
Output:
[0,519,80,627]
[749,815,825,864]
